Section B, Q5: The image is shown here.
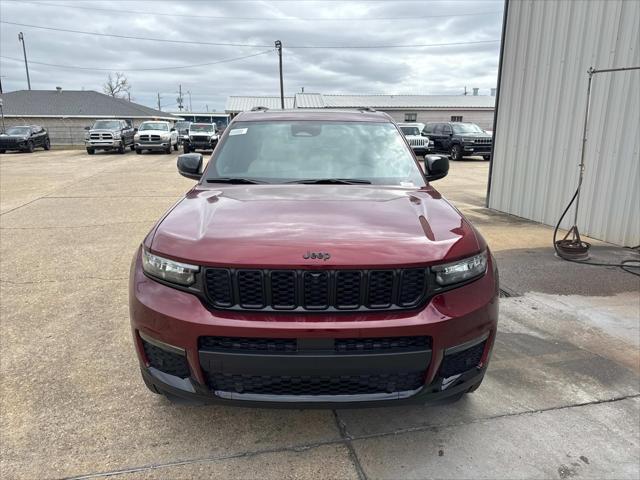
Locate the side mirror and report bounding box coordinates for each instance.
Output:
[424,155,449,181]
[84,126,91,131]
[421,131,428,137]
[133,128,138,133]
[170,127,176,132]
[177,153,203,180]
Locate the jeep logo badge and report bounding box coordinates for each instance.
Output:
[303,251,331,261]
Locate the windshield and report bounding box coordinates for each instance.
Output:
[400,126,420,136]
[175,121,191,130]
[92,120,121,130]
[452,123,484,134]
[139,122,169,131]
[206,121,425,186]
[5,127,31,135]
[190,124,214,133]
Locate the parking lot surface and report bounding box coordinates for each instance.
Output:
[1,150,638,479]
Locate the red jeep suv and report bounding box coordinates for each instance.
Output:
[129,109,498,407]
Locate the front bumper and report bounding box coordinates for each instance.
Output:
[85,140,120,148]
[0,140,27,150]
[135,142,170,150]
[129,249,498,407]
[462,144,492,154]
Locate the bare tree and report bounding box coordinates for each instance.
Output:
[103,72,131,99]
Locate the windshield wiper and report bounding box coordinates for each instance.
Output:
[287,178,371,185]
[206,177,265,184]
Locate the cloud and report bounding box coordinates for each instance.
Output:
[0,0,503,111]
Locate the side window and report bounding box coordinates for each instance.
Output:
[433,124,443,134]
[443,124,453,134]
[423,124,433,134]
[451,115,463,122]
[31,127,39,134]
[404,112,417,122]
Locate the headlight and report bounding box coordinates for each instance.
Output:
[113,131,121,139]
[463,137,476,143]
[142,249,199,286]
[134,134,140,141]
[432,252,487,286]
[160,133,170,140]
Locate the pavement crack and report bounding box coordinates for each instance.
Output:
[333,410,368,480]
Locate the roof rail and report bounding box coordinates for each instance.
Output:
[358,107,377,113]
[251,106,269,112]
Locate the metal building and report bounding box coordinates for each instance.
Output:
[488,0,639,246]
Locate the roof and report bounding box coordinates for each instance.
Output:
[295,93,495,109]
[234,109,391,123]
[225,96,295,112]
[0,90,178,120]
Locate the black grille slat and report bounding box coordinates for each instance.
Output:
[271,271,297,309]
[440,341,486,377]
[199,336,431,354]
[206,371,425,395]
[303,272,329,309]
[142,340,190,378]
[203,268,428,312]
[205,269,233,307]
[335,336,431,353]
[399,269,427,306]
[368,271,395,308]
[335,271,362,309]
[199,336,297,353]
[237,270,265,308]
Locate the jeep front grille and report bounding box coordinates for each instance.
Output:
[190,135,210,142]
[203,268,428,311]
[409,138,427,146]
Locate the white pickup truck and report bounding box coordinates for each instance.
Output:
[397,122,433,157]
[134,121,178,154]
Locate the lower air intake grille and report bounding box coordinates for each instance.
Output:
[207,371,425,395]
[440,340,486,377]
[335,336,431,352]
[199,336,297,353]
[141,339,190,378]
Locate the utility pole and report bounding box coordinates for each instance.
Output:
[275,40,284,109]
[157,93,162,111]
[206,104,209,112]
[0,98,5,133]
[18,32,31,90]
[186,90,192,111]
[177,84,184,111]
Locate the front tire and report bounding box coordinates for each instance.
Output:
[483,155,490,161]
[118,141,126,154]
[25,141,34,153]
[135,148,142,155]
[86,148,95,155]
[130,144,136,151]
[183,144,190,154]
[0,149,5,154]
[450,144,462,161]
[43,137,51,150]
[173,141,178,151]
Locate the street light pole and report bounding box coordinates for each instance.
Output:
[18,32,31,90]
[275,40,284,109]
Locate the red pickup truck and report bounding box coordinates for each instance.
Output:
[129,109,498,407]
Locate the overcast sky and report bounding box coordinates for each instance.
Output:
[0,0,504,112]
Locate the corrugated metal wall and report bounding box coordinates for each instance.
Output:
[488,0,639,246]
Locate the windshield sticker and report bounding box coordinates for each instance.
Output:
[229,128,248,136]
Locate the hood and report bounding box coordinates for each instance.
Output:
[150,185,482,268]
[89,128,119,133]
[459,132,491,139]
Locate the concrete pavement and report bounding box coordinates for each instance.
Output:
[1,151,638,479]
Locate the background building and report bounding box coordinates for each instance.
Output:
[488,0,639,246]
[226,92,495,129]
[0,89,177,145]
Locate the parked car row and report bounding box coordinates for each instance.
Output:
[397,121,493,161]
[0,125,50,153]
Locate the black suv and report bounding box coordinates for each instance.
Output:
[0,125,50,153]
[424,122,492,161]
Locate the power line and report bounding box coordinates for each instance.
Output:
[15,1,502,21]
[0,50,274,72]
[0,21,500,49]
